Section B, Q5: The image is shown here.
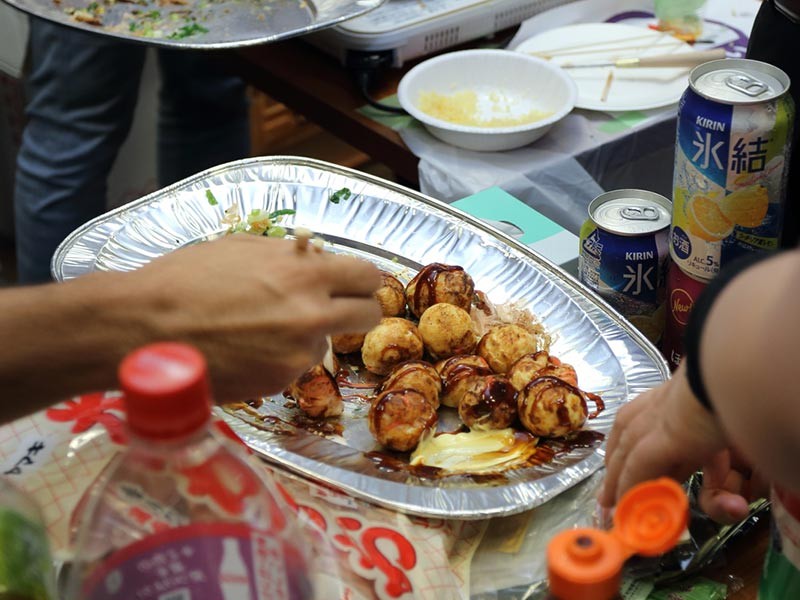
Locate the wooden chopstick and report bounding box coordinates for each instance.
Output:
[529,35,683,59]
[526,33,663,55]
[600,71,614,103]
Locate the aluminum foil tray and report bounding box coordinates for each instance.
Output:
[3,0,382,50]
[53,156,669,519]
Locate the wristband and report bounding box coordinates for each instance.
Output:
[682,253,770,412]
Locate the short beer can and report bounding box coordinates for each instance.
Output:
[579,189,671,344]
[661,262,709,371]
[672,58,794,279]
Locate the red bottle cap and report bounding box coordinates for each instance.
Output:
[119,342,212,440]
[548,478,689,600]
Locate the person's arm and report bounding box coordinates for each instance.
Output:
[601,250,800,508]
[700,249,800,490]
[0,234,381,424]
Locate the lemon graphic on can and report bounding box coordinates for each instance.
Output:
[720,184,769,228]
[685,195,734,242]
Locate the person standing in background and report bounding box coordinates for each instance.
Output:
[746,0,800,248]
[14,19,250,283]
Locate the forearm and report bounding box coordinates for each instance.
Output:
[700,249,800,491]
[0,272,156,423]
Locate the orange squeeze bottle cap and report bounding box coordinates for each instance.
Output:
[547,478,689,600]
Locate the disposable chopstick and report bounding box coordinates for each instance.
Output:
[600,71,614,103]
[529,36,682,59]
[525,32,663,55]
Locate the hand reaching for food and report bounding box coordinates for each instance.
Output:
[127,234,382,401]
[600,362,727,509]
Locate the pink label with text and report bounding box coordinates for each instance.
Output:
[84,523,308,599]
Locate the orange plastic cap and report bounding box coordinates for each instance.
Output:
[613,477,689,556]
[547,528,625,600]
[547,478,688,599]
[119,342,212,440]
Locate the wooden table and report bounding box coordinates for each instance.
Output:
[234,39,420,185]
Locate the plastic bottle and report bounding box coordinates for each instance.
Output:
[653,0,706,40]
[64,342,311,600]
[0,477,56,600]
[547,478,688,600]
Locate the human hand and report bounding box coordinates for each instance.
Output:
[600,362,728,508]
[698,449,768,524]
[125,234,381,400]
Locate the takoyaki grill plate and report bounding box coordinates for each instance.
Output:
[52,156,669,519]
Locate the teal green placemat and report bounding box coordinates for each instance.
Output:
[453,187,563,245]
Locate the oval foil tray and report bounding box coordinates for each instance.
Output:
[4,0,383,50]
[53,156,669,519]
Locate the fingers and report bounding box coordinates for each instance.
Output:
[613,439,690,505]
[600,395,653,507]
[321,254,382,297]
[218,233,382,297]
[699,456,751,524]
[699,490,751,524]
[326,297,382,335]
[698,450,764,524]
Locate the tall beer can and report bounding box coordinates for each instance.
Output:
[671,59,794,279]
[579,190,671,344]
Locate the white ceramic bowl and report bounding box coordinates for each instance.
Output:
[397,49,577,152]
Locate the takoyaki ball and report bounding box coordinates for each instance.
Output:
[331,332,366,355]
[331,273,405,353]
[418,303,478,360]
[435,355,493,408]
[508,352,579,390]
[376,272,407,317]
[362,318,424,375]
[539,355,578,388]
[369,389,438,452]
[377,360,442,409]
[477,324,540,374]
[405,263,475,318]
[517,376,588,438]
[507,351,549,391]
[458,375,518,431]
[286,363,343,419]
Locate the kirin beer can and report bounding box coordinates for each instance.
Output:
[661,262,708,371]
[671,58,794,279]
[579,190,671,344]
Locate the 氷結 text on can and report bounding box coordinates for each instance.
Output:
[661,262,709,371]
[671,58,794,279]
[579,190,671,344]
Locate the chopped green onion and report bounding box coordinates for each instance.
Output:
[329,187,352,204]
[206,190,218,206]
[268,208,296,220]
[168,22,208,39]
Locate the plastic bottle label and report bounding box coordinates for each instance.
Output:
[83,523,289,600]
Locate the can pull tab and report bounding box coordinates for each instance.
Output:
[621,206,660,221]
[725,74,769,97]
